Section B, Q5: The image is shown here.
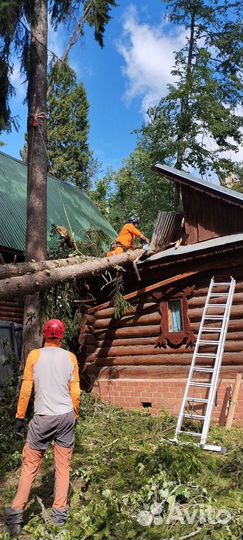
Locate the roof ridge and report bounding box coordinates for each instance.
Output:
[0,150,26,168]
[154,163,243,205]
[0,150,83,192]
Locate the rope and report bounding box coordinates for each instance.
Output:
[29,112,48,128]
[57,184,76,242]
[28,113,76,242]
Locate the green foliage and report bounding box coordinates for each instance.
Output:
[113,292,131,319]
[0,0,118,130]
[48,225,111,259]
[95,146,173,237]
[84,0,119,48]
[0,394,243,539]
[48,61,96,190]
[40,281,83,352]
[89,176,111,218]
[223,163,243,193]
[140,0,243,182]
[41,226,111,351]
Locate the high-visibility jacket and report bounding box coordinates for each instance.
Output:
[16,342,81,419]
[116,223,145,249]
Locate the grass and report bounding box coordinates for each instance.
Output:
[0,393,242,540]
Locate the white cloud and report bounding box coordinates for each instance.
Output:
[48,16,65,60]
[116,4,186,117]
[10,63,27,101]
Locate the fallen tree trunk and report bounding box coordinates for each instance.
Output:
[0,254,89,280]
[0,249,144,300]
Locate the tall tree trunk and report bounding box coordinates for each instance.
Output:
[174,9,196,208]
[22,0,48,364]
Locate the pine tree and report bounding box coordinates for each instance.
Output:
[48,61,94,190]
[142,0,243,183]
[0,0,118,358]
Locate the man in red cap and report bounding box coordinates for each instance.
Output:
[5,319,81,535]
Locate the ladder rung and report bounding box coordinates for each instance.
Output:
[177,431,202,437]
[198,340,219,344]
[193,367,214,373]
[212,282,231,286]
[189,382,211,388]
[186,397,208,403]
[201,328,221,332]
[195,353,217,358]
[210,293,229,297]
[184,413,205,420]
[204,316,224,319]
[207,304,227,307]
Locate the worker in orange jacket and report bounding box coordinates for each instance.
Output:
[5,319,81,535]
[107,216,149,256]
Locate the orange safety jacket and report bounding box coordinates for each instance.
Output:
[115,223,145,249]
[16,341,81,419]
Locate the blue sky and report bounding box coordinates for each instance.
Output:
[1,1,186,176]
[1,1,242,179]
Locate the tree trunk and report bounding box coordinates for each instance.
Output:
[0,254,88,280]
[22,0,48,361]
[47,1,93,98]
[27,0,48,261]
[174,9,196,208]
[0,249,144,300]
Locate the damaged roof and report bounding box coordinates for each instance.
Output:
[154,164,243,207]
[0,151,116,252]
[142,233,243,264]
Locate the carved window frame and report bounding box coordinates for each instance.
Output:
[152,286,196,348]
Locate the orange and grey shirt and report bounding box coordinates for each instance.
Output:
[16,343,81,419]
[116,223,144,249]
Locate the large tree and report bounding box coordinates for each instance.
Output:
[94,145,173,238]
[0,0,118,357]
[141,0,243,184]
[48,61,94,190]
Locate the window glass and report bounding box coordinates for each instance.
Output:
[168,300,183,332]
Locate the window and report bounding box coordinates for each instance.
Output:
[168,300,183,333]
[154,286,196,348]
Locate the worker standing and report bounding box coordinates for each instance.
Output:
[5,319,81,535]
[107,216,149,256]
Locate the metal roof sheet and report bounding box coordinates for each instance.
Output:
[154,164,243,206]
[0,151,116,252]
[142,233,243,264]
[151,211,184,250]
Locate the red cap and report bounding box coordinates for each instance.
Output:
[43,319,66,340]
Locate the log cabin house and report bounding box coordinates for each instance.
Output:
[81,164,243,426]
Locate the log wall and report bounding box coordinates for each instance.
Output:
[82,269,243,426]
[0,299,24,323]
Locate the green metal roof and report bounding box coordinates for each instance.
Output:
[0,151,116,253]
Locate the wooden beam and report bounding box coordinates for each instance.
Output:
[226,373,243,430]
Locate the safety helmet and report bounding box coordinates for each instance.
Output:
[128,215,140,225]
[43,319,66,340]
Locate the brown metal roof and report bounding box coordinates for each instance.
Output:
[154,164,243,207]
[151,211,184,250]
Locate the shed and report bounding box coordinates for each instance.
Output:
[0,151,116,387]
[81,165,243,426]
[0,151,116,323]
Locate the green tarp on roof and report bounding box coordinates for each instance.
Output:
[0,151,116,252]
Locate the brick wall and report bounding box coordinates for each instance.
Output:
[92,375,243,426]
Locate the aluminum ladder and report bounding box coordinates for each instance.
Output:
[174,277,236,452]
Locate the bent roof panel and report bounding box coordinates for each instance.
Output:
[142,233,243,264]
[0,151,116,252]
[154,164,243,207]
